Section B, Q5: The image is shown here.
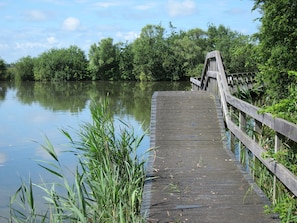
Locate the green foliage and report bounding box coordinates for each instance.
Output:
[9,98,147,222]
[88,38,119,80]
[133,24,166,81]
[118,42,135,81]
[253,0,297,99]
[265,195,297,223]
[249,123,297,222]
[171,28,207,78]
[207,24,258,73]
[255,161,297,223]
[0,57,8,81]
[13,56,35,81]
[259,71,297,124]
[3,23,258,82]
[34,46,88,81]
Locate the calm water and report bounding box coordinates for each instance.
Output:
[0,81,190,220]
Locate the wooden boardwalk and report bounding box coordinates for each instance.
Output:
[142,91,278,223]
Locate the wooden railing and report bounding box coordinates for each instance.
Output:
[190,50,297,202]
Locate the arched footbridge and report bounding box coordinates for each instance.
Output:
[141,51,297,223]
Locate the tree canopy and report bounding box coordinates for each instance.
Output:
[0,57,7,81]
[253,0,297,99]
[34,46,88,81]
[4,23,256,82]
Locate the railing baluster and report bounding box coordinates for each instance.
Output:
[273,132,281,204]
[229,106,236,153]
[239,111,247,165]
[253,120,262,179]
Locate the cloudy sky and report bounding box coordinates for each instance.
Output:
[0,0,260,63]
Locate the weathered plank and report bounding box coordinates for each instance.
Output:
[142,91,278,223]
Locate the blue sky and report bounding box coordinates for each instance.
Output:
[0,0,260,63]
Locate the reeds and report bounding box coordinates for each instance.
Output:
[8,98,147,222]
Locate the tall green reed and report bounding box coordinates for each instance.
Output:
[8,98,147,223]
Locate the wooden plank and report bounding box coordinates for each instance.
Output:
[190,77,201,88]
[206,71,219,78]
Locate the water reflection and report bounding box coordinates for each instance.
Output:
[0,81,190,219]
[0,153,6,166]
[11,81,190,130]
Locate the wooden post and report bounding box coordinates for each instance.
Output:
[273,132,281,205]
[229,106,235,153]
[239,111,246,165]
[253,120,262,179]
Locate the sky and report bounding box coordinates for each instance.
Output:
[0,0,260,63]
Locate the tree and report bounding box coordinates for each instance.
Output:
[133,24,166,81]
[173,28,207,78]
[0,57,7,81]
[207,24,256,73]
[253,0,297,99]
[88,38,119,80]
[34,46,88,81]
[14,56,35,81]
[118,42,135,81]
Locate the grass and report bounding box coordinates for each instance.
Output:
[7,97,147,223]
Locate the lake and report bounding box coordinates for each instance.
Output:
[0,81,190,220]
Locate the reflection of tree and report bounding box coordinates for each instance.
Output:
[0,82,14,101]
[14,81,190,131]
[15,82,92,112]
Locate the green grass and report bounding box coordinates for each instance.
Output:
[8,98,147,223]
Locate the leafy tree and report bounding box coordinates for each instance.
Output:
[207,24,257,73]
[14,56,35,81]
[172,28,207,78]
[118,42,135,81]
[88,38,119,80]
[260,71,297,124]
[253,0,297,100]
[0,57,7,81]
[161,25,184,80]
[228,35,258,73]
[133,24,166,81]
[34,46,88,81]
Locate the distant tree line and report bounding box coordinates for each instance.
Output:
[0,24,257,82]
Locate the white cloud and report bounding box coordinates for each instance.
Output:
[25,10,48,21]
[94,1,123,8]
[116,31,139,41]
[225,8,246,15]
[63,17,80,31]
[47,36,57,44]
[167,0,196,17]
[133,3,156,11]
[15,42,48,50]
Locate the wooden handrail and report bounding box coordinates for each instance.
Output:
[191,50,297,198]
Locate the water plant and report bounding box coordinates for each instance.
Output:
[8,98,147,222]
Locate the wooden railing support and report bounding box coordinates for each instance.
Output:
[273,133,281,204]
[253,120,262,180]
[239,111,247,165]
